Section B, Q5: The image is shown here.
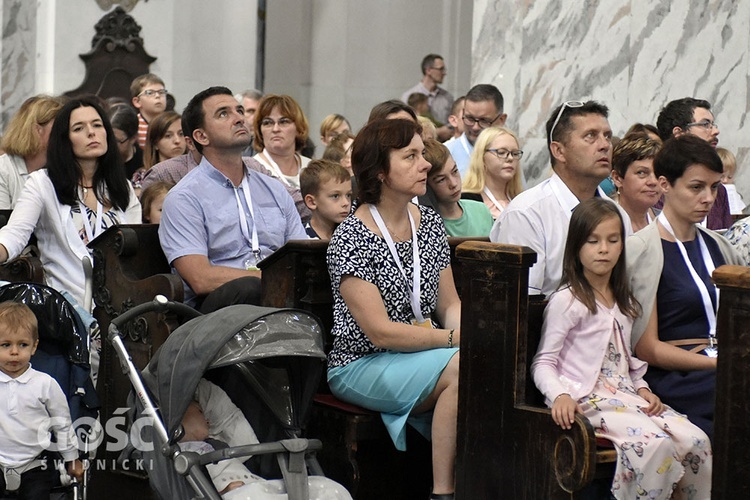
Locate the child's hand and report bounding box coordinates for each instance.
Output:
[67,459,84,480]
[638,388,664,416]
[551,393,579,430]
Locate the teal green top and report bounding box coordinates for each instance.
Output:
[441,199,494,237]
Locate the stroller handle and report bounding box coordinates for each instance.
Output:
[108,295,200,339]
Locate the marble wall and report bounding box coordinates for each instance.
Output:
[472,0,750,200]
[1,0,36,129]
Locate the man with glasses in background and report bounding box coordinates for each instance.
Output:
[491,100,630,296]
[446,84,507,177]
[402,54,454,141]
[130,73,168,149]
[656,97,730,230]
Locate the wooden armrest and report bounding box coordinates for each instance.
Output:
[514,404,600,492]
[0,254,44,284]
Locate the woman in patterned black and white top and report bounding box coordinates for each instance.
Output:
[327,118,460,500]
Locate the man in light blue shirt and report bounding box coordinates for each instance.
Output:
[159,86,307,311]
[446,84,507,178]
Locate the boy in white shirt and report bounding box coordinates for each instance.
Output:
[0,302,82,497]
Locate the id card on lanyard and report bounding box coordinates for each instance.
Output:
[369,205,430,327]
[658,213,718,357]
[234,174,262,270]
[78,200,104,244]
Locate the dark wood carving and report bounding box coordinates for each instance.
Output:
[89,224,182,461]
[65,7,156,100]
[711,265,750,498]
[0,255,44,284]
[0,209,43,284]
[454,241,616,499]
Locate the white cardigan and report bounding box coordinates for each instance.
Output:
[0,169,141,308]
[0,154,29,209]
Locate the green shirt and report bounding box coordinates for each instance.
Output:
[441,199,494,237]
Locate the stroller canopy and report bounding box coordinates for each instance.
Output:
[143,304,326,440]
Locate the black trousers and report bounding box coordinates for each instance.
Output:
[0,463,54,499]
[198,276,262,314]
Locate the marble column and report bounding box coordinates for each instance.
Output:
[1,0,36,130]
[472,0,750,198]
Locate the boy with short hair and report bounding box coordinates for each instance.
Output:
[130,73,167,149]
[300,160,352,240]
[0,302,83,497]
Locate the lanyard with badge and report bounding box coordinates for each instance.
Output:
[657,212,718,357]
[369,205,431,328]
[233,174,262,271]
[78,199,104,244]
[482,186,506,215]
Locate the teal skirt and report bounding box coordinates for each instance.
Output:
[328,348,459,451]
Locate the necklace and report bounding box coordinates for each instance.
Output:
[80,184,93,197]
[385,223,409,242]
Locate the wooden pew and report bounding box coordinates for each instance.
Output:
[712,264,750,498]
[89,224,183,463]
[454,241,616,499]
[259,237,487,499]
[0,254,44,284]
[0,209,44,284]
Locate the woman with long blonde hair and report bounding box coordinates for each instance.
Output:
[461,126,524,219]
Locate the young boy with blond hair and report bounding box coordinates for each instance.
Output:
[300,160,352,240]
[0,302,82,496]
[130,73,167,149]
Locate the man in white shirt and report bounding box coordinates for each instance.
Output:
[491,100,629,296]
[445,84,506,178]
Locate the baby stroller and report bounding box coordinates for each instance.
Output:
[0,281,99,500]
[110,296,344,500]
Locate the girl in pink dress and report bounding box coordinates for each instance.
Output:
[532,198,711,500]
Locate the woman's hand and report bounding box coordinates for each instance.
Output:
[637,388,665,416]
[551,393,579,430]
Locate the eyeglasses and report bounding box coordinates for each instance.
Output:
[260,117,294,128]
[138,89,168,98]
[462,111,503,129]
[486,148,523,160]
[548,100,585,143]
[686,120,718,131]
[430,66,447,73]
[115,135,132,144]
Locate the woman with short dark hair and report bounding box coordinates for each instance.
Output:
[611,135,662,232]
[627,134,743,440]
[327,118,460,499]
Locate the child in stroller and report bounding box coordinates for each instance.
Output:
[0,302,83,498]
[179,380,350,499]
[111,299,351,500]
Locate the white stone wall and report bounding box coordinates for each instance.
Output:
[472,0,750,200]
[264,0,474,150]
[1,0,258,128]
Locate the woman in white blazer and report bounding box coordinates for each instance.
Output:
[0,96,141,310]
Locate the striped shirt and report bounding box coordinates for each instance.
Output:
[137,113,149,149]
